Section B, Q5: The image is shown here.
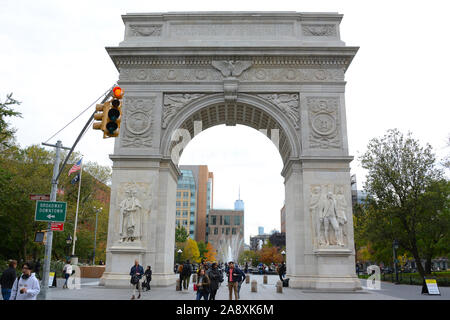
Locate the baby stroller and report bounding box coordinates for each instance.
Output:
[142,274,151,291]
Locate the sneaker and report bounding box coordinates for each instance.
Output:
[137,294,141,299]
[131,295,135,300]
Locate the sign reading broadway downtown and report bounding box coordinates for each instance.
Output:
[35,201,67,223]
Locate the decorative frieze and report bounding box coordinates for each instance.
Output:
[119,68,222,82]
[162,94,205,128]
[241,68,344,82]
[302,24,337,37]
[128,24,163,37]
[121,97,154,148]
[307,97,342,149]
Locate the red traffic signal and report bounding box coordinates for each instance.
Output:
[112,86,124,99]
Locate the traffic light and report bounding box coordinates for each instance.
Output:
[104,86,123,138]
[92,103,107,132]
[92,86,124,138]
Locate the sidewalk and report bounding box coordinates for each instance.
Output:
[41,274,449,300]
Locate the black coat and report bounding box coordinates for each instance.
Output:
[207,268,223,291]
[181,263,192,277]
[0,267,17,289]
[144,269,152,281]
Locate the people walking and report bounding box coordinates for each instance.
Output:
[130,259,144,299]
[226,261,241,300]
[62,260,72,289]
[244,262,249,274]
[10,262,40,300]
[143,265,152,291]
[207,262,223,300]
[181,260,193,290]
[278,262,286,282]
[236,265,246,299]
[0,260,18,300]
[195,268,210,300]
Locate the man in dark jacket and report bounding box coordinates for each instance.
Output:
[207,263,223,300]
[0,260,17,300]
[226,261,243,300]
[129,259,144,299]
[236,264,246,299]
[181,260,193,290]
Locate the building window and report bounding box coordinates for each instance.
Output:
[226,228,230,235]
[234,216,240,225]
[176,211,180,216]
[176,201,180,207]
[183,192,189,197]
[183,201,189,207]
[224,216,230,225]
[232,228,236,235]
[214,227,218,235]
[183,220,188,226]
[211,215,216,225]
[220,215,223,225]
[183,211,188,217]
[176,191,181,197]
[222,228,224,234]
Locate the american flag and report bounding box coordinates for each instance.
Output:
[68,159,82,176]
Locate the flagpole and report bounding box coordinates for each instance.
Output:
[72,161,83,257]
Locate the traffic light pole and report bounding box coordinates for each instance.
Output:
[38,140,70,300]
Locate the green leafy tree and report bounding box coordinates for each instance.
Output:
[197,241,207,261]
[238,250,259,266]
[0,93,22,148]
[175,225,189,243]
[360,129,447,278]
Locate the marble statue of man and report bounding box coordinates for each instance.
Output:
[319,192,343,246]
[335,187,347,246]
[119,187,143,242]
[309,186,324,245]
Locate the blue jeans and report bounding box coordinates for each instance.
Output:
[196,289,209,300]
[2,288,12,300]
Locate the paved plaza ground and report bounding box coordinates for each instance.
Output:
[30,274,448,300]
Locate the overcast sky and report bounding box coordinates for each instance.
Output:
[2,0,449,244]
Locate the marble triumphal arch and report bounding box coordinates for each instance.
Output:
[100,12,361,291]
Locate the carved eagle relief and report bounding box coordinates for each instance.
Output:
[211,60,252,77]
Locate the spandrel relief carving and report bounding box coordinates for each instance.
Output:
[162,94,205,128]
[258,94,300,129]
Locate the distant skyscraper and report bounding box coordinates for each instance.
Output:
[234,186,244,211]
[258,226,264,235]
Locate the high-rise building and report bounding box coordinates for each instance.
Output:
[258,226,264,235]
[234,186,244,211]
[176,165,214,242]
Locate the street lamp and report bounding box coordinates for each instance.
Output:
[66,234,73,261]
[281,250,286,263]
[177,249,183,264]
[92,206,102,265]
[393,239,400,284]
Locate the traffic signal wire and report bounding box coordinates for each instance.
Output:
[43,85,115,144]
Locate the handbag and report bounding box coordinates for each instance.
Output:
[130,274,139,285]
[193,284,198,291]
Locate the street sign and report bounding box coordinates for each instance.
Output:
[35,201,67,222]
[422,277,441,295]
[48,272,55,287]
[51,222,64,231]
[30,194,50,201]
